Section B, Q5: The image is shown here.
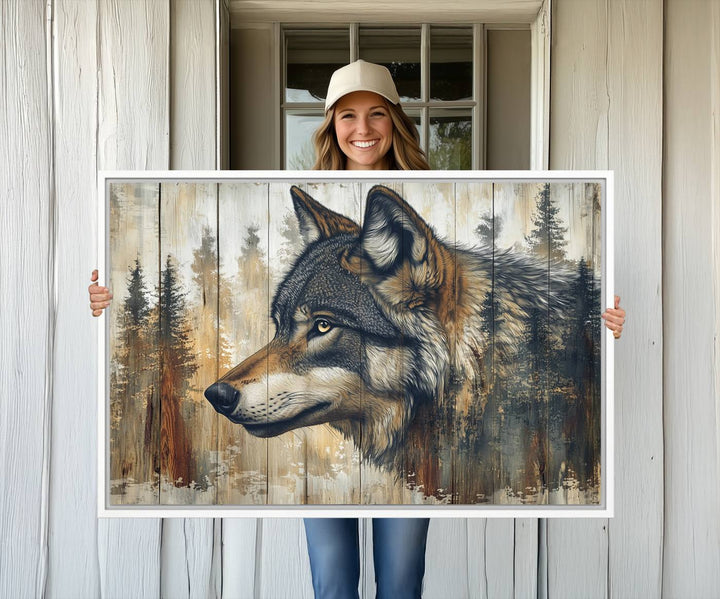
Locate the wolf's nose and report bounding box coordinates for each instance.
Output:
[204,382,239,415]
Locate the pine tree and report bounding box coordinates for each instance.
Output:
[554,257,602,489]
[237,224,266,291]
[241,224,263,260]
[159,254,199,487]
[278,212,301,265]
[190,226,233,370]
[525,183,568,262]
[115,258,152,401]
[474,212,504,247]
[111,257,159,490]
[562,258,598,390]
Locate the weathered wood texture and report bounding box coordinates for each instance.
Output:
[96,0,168,597]
[663,1,720,596]
[4,0,718,596]
[606,2,664,596]
[550,1,663,598]
[0,1,52,597]
[46,0,102,596]
[163,3,220,599]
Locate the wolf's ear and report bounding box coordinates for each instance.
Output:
[290,186,360,245]
[353,185,451,306]
[360,185,434,272]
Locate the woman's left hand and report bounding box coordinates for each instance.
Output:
[601,295,626,339]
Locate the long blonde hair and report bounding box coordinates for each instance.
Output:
[312,100,430,171]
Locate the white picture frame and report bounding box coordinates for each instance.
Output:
[97,170,614,518]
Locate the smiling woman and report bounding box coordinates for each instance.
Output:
[333,91,394,170]
[311,59,430,171]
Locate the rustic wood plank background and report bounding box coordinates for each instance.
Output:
[105,178,604,525]
[96,0,168,597]
[2,0,718,597]
[663,0,720,596]
[48,0,100,595]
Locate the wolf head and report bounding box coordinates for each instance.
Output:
[204,185,458,467]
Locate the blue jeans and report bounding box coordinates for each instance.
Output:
[303,517,430,599]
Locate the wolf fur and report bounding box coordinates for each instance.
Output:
[205,185,572,500]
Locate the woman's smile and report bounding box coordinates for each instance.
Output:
[350,139,379,149]
[333,90,393,170]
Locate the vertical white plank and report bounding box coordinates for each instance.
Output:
[47,0,101,596]
[218,0,229,169]
[162,1,220,598]
[663,1,720,595]
[530,0,550,170]
[97,0,169,169]
[550,1,665,597]
[259,519,314,598]
[170,0,216,171]
[424,519,470,599]
[466,520,486,599]
[606,1,664,597]
[0,1,52,597]
[713,14,720,585]
[96,1,169,596]
[466,519,516,599]
[513,519,539,599]
[485,520,516,598]
[547,2,610,596]
[221,520,258,598]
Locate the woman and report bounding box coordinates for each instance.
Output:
[301,60,433,599]
[88,60,626,598]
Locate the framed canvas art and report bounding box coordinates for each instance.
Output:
[97,171,614,518]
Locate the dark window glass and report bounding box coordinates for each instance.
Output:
[430,27,473,101]
[285,30,350,103]
[359,28,421,102]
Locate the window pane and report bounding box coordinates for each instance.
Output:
[285,112,324,169]
[429,109,472,170]
[359,28,421,102]
[430,27,473,101]
[286,30,349,103]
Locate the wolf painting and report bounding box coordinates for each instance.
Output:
[204,185,598,503]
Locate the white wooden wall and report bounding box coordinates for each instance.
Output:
[1,0,719,597]
[663,1,720,596]
[550,1,664,595]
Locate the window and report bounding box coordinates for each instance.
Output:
[283,25,479,170]
[228,23,532,170]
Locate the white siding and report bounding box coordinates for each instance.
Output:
[95,0,168,594]
[163,2,221,598]
[0,1,52,597]
[47,0,101,596]
[550,1,664,597]
[663,1,720,596]
[1,0,718,597]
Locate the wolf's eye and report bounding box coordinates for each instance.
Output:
[315,319,332,334]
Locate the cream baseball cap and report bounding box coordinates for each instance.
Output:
[324,60,400,112]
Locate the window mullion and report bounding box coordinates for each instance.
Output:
[474,23,485,170]
[278,24,285,169]
[421,23,430,154]
[350,23,359,61]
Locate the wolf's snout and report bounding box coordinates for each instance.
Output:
[204,382,239,415]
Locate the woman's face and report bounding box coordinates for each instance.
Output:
[333,91,394,170]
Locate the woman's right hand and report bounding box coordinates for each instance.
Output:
[89,269,113,317]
